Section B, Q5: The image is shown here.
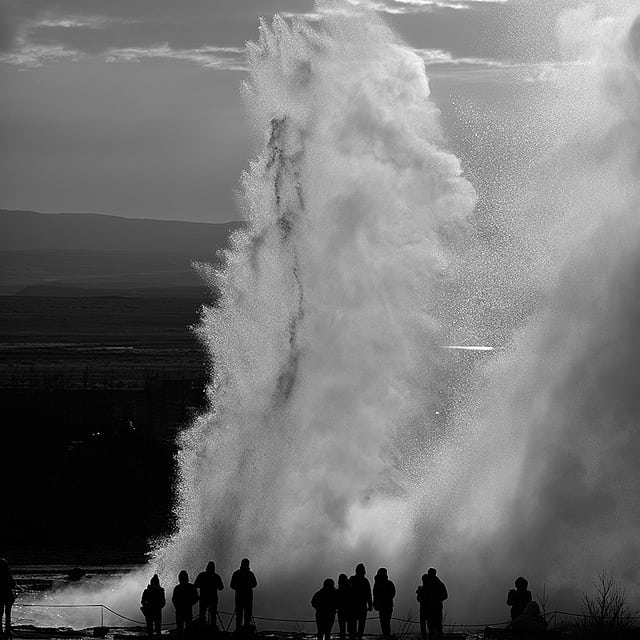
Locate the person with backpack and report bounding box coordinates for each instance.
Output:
[416,568,448,640]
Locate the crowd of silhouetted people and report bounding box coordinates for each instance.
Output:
[138,560,454,640]
[141,559,257,638]
[137,562,548,640]
[0,556,547,640]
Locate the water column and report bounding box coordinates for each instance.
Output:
[155,3,476,615]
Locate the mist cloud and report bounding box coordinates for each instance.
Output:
[419,1,640,616]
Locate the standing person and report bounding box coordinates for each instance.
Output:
[349,563,372,640]
[230,558,257,633]
[507,577,532,620]
[0,559,16,639]
[195,561,224,628]
[311,578,338,640]
[416,568,448,640]
[372,568,396,639]
[336,573,353,640]
[141,574,166,638]
[172,570,198,637]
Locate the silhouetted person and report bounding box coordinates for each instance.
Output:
[230,558,257,632]
[172,570,198,637]
[141,574,166,638]
[507,577,532,621]
[511,601,547,636]
[373,568,396,639]
[0,559,15,639]
[311,578,338,640]
[349,563,372,640]
[195,561,224,628]
[416,568,448,640]
[336,573,354,640]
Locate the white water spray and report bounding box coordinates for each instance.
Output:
[155,3,476,613]
[23,1,640,628]
[405,1,640,617]
[155,0,640,621]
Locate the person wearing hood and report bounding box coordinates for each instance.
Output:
[141,574,166,638]
[507,577,532,620]
[195,561,224,627]
[348,563,372,640]
[373,568,396,639]
[230,558,257,632]
[416,568,448,640]
[172,570,198,637]
[335,573,354,640]
[311,578,338,640]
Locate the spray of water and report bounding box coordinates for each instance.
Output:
[153,1,476,614]
[25,0,640,627]
[407,1,640,617]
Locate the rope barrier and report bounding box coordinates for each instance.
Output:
[14,603,640,631]
[18,604,103,608]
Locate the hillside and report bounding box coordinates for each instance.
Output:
[0,209,240,253]
[0,210,241,294]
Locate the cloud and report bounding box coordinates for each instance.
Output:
[409,46,581,84]
[28,15,135,30]
[0,35,83,67]
[104,44,246,70]
[0,9,247,70]
[0,12,124,67]
[0,0,519,70]
[344,0,509,13]
[412,46,507,65]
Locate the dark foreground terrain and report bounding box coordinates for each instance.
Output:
[0,293,211,562]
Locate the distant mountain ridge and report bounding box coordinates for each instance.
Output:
[0,210,243,295]
[0,209,241,253]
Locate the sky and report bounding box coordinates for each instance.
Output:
[0,0,576,222]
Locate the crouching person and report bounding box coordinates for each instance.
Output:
[511,601,547,636]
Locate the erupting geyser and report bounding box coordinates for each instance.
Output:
[39,0,640,627]
[154,1,477,613]
[148,0,640,622]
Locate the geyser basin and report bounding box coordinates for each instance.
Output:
[112,0,640,626]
